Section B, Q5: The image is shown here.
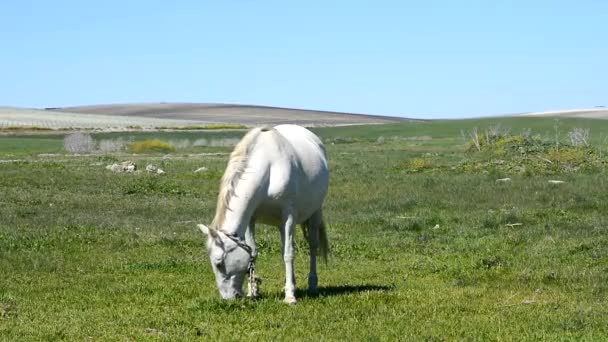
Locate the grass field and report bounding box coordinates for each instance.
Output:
[1,117,607,340]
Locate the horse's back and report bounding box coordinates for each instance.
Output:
[273,124,328,183]
[254,125,329,223]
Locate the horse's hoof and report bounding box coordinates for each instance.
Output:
[307,287,319,296]
[283,296,297,305]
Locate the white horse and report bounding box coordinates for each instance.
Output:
[198,124,330,304]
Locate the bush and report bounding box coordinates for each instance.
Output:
[568,128,589,147]
[408,158,434,171]
[63,133,94,154]
[458,127,606,174]
[545,147,602,172]
[129,140,176,153]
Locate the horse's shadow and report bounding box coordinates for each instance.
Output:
[294,284,394,299]
[192,284,395,311]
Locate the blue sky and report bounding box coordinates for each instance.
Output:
[1,1,606,118]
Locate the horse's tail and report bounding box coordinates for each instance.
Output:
[318,217,330,263]
[302,212,330,263]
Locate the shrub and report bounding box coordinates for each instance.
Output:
[568,128,589,147]
[544,147,601,172]
[408,158,434,171]
[63,133,94,154]
[458,127,606,174]
[129,140,176,153]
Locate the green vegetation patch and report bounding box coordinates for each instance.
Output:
[129,140,176,153]
[0,126,54,132]
[1,118,608,339]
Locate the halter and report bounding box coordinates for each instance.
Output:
[222,232,261,297]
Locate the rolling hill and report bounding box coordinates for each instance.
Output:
[4,103,608,132]
[0,103,411,131]
[521,108,608,119]
[48,103,413,126]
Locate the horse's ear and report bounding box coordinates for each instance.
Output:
[198,224,217,238]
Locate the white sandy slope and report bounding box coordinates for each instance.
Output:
[521,108,608,119]
[0,107,222,130]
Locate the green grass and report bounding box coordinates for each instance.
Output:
[1,118,607,340]
[313,116,608,144]
[0,126,54,132]
[0,135,66,156]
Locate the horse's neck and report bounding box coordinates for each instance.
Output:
[221,207,249,236]
[220,176,261,236]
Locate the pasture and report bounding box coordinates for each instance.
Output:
[1,117,608,340]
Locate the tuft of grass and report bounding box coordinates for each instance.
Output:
[129,140,176,153]
[408,157,434,171]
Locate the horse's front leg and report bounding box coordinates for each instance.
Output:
[280,211,297,304]
[245,218,259,298]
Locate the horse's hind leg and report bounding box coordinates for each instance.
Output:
[306,210,323,295]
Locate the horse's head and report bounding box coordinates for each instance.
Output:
[198,224,250,299]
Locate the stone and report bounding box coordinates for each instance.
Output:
[106,160,137,173]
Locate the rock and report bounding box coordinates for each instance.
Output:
[194,167,208,173]
[121,161,136,172]
[146,164,165,174]
[144,328,163,335]
[107,161,137,173]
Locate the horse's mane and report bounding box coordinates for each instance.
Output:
[212,127,271,229]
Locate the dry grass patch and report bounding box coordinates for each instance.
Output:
[129,140,176,153]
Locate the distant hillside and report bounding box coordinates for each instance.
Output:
[50,103,413,126]
[521,108,608,119]
[0,106,222,130]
